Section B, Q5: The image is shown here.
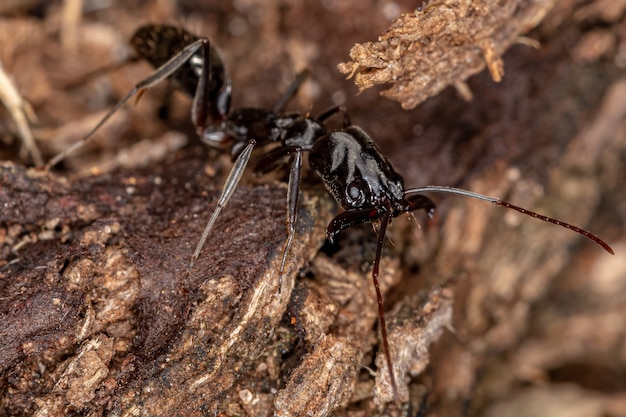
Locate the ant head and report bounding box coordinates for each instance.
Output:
[310,126,405,212]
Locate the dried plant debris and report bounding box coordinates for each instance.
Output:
[0,62,43,166]
[338,0,557,109]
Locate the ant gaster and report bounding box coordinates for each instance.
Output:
[46,24,614,405]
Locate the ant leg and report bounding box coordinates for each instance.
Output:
[324,205,401,404]
[252,145,296,175]
[279,147,302,283]
[317,105,351,127]
[192,39,229,134]
[325,207,380,244]
[45,38,209,170]
[252,145,303,287]
[371,208,401,406]
[184,139,257,278]
[272,70,310,113]
[191,39,212,134]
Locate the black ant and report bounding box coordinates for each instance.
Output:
[46,24,614,406]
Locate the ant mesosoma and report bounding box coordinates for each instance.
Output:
[46,24,614,406]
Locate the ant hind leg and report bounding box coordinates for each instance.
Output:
[45,38,210,171]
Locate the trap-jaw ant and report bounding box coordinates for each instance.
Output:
[46,24,614,406]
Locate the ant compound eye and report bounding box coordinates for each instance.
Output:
[348,184,361,199]
[345,180,368,207]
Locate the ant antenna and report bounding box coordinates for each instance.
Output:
[403,186,614,254]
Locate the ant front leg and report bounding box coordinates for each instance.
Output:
[369,208,402,407]
[324,203,403,406]
[45,37,212,170]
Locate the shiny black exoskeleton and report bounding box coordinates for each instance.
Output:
[130,25,231,122]
[47,24,614,406]
[130,26,331,159]
[310,126,436,243]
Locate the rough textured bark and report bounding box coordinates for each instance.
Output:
[338,0,558,109]
[1,1,625,416]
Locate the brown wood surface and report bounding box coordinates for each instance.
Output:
[1,1,624,416]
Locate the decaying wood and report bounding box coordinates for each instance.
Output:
[337,0,557,109]
[0,158,453,416]
[0,158,334,415]
[1,1,625,416]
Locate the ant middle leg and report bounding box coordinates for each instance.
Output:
[317,105,351,127]
[281,147,303,278]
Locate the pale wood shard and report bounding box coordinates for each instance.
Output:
[0,62,43,166]
[374,288,454,405]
